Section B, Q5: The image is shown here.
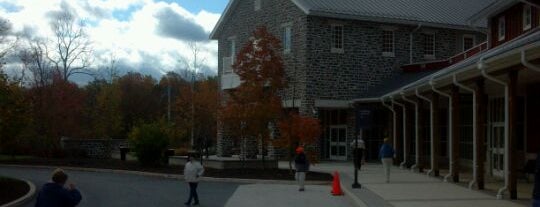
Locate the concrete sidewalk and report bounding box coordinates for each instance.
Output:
[284,162,530,207]
[224,184,354,207]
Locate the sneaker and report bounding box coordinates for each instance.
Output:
[299,188,305,191]
[193,202,200,206]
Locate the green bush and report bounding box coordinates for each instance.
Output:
[129,122,169,166]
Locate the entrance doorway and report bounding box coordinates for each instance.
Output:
[329,125,348,160]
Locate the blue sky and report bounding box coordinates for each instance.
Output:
[0,0,228,83]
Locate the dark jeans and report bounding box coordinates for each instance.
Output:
[353,149,364,170]
[186,182,199,204]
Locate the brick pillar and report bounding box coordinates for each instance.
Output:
[451,86,461,183]
[475,79,486,190]
[509,70,518,200]
[417,99,425,172]
[432,92,440,176]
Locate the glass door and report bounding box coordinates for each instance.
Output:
[488,98,505,178]
[329,126,347,160]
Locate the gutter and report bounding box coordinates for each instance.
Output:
[415,88,434,176]
[521,49,540,72]
[429,78,454,183]
[478,56,509,200]
[391,97,408,169]
[453,74,478,190]
[401,92,420,172]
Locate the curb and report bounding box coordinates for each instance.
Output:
[0,164,331,185]
[0,179,36,207]
[339,179,368,207]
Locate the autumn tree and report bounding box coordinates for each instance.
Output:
[220,26,286,166]
[0,71,30,157]
[276,112,322,169]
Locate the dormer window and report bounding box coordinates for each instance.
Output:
[523,5,532,31]
[254,0,261,11]
[498,16,506,41]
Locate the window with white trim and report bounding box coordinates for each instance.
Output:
[423,33,435,58]
[254,0,261,11]
[498,16,506,41]
[331,25,344,53]
[523,5,532,31]
[463,35,475,51]
[283,26,292,54]
[382,30,394,57]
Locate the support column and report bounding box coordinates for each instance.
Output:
[404,103,412,168]
[475,79,486,190]
[432,92,440,176]
[417,99,426,172]
[394,104,403,165]
[508,70,518,200]
[451,86,461,183]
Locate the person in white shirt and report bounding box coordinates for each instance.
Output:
[351,134,366,170]
[184,155,204,206]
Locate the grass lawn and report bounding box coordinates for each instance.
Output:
[0,176,30,205]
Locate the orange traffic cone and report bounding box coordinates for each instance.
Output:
[331,171,344,196]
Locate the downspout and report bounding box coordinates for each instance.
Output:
[415,88,434,176]
[453,74,478,190]
[478,56,509,200]
[430,78,453,182]
[382,97,398,155]
[410,24,422,64]
[391,97,408,169]
[401,92,420,172]
[521,49,540,72]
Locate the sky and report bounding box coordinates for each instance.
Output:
[0,0,229,83]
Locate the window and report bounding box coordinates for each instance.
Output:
[423,33,435,58]
[254,0,261,11]
[283,26,292,54]
[382,30,394,57]
[331,25,344,53]
[523,5,532,31]
[498,16,506,41]
[463,35,475,51]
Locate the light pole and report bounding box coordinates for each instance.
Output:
[352,129,362,189]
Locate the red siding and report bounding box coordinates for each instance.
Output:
[490,2,540,49]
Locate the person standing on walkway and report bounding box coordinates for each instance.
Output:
[533,152,540,207]
[35,168,82,207]
[351,134,366,170]
[294,146,310,191]
[379,138,395,183]
[184,154,204,206]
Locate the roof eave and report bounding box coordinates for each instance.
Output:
[209,0,238,40]
[309,11,488,31]
[468,0,519,25]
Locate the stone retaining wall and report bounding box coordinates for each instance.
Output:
[60,138,128,159]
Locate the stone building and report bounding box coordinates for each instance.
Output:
[210,0,494,160]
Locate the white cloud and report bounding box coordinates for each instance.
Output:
[0,0,221,82]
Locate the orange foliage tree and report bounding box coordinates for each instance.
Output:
[220,26,285,164]
[275,113,322,166]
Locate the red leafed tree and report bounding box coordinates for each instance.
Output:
[220,26,286,167]
[275,112,322,167]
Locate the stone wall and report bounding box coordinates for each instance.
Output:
[61,137,128,159]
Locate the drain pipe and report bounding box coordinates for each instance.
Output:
[453,74,478,190]
[401,92,420,172]
[391,96,408,169]
[521,49,540,72]
[382,97,398,154]
[430,78,453,182]
[478,57,509,200]
[416,88,434,176]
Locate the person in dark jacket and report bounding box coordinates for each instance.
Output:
[294,146,310,191]
[35,169,82,207]
[379,138,395,183]
[533,152,540,207]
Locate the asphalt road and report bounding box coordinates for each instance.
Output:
[0,167,240,207]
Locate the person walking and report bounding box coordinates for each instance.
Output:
[351,134,366,170]
[294,146,310,191]
[184,154,204,206]
[379,138,395,183]
[533,152,540,207]
[35,168,82,207]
